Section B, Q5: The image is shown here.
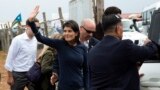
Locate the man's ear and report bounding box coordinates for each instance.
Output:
[115,25,121,35]
[79,26,83,32]
[115,25,119,34]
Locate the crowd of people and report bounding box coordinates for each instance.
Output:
[4,5,159,90]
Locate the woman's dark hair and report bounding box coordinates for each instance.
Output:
[63,20,80,44]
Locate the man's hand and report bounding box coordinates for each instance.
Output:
[29,5,39,22]
[139,73,144,78]
[143,38,151,45]
[7,75,14,86]
[50,72,58,85]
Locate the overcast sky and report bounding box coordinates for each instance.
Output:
[0,0,69,23]
[104,0,160,13]
[0,0,160,23]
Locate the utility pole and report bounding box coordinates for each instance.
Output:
[58,7,64,27]
[4,24,9,52]
[92,0,104,40]
[18,22,23,34]
[0,24,3,29]
[96,0,104,24]
[92,0,97,23]
[7,22,13,41]
[42,12,48,37]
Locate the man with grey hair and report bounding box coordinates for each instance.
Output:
[79,18,99,51]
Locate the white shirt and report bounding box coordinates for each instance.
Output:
[4,32,37,72]
[83,40,89,48]
[79,38,89,49]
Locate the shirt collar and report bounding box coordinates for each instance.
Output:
[80,38,89,47]
[22,32,35,40]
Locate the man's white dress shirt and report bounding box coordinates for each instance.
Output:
[5,32,37,72]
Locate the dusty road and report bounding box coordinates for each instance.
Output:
[0,51,9,90]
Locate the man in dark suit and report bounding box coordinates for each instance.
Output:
[88,14,158,90]
[79,18,99,51]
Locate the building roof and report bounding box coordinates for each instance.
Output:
[121,13,141,19]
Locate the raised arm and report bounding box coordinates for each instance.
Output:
[126,39,158,63]
[27,5,61,49]
[28,5,39,23]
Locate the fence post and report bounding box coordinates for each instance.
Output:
[58,7,64,27]
[42,12,48,37]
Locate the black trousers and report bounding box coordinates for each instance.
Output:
[11,71,35,90]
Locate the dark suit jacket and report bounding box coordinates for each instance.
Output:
[88,35,157,90]
[88,37,99,51]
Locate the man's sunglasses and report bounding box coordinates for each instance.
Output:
[81,26,94,34]
[36,27,40,30]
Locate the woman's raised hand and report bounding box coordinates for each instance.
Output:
[29,5,40,21]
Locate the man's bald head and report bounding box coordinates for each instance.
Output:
[80,18,96,41]
[81,18,96,29]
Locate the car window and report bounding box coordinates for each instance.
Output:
[122,20,135,32]
[144,60,160,63]
[145,9,160,63]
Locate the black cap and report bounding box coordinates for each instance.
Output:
[102,14,121,32]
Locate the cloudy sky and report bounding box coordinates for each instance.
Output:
[105,0,160,13]
[0,0,160,23]
[0,0,69,23]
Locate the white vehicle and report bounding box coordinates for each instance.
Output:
[140,62,160,90]
[122,19,147,46]
[136,21,147,35]
[139,8,160,90]
[142,1,160,34]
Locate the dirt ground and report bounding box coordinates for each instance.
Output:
[0,48,42,90]
[0,51,9,90]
